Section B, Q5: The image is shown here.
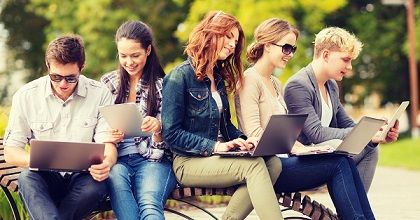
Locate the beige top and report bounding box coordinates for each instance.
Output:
[235,67,287,137]
[4,75,113,148]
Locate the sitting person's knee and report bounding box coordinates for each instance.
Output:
[243,157,271,173]
[266,156,282,181]
[137,194,165,208]
[18,169,41,186]
[77,177,108,201]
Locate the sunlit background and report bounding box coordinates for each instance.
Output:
[1,0,420,219]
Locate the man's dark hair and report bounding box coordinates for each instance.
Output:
[45,34,85,71]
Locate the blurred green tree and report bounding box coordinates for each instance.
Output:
[4,0,413,107]
[325,0,411,106]
[29,0,192,78]
[0,0,49,81]
[1,0,191,80]
[174,0,347,83]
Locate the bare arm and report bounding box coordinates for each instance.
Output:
[89,142,117,182]
[3,91,32,168]
[4,146,30,168]
[103,142,117,166]
[89,87,118,181]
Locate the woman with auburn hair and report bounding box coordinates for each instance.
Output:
[162,11,284,220]
[235,18,375,220]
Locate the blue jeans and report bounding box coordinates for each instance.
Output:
[351,145,378,192]
[274,155,375,220]
[107,154,177,220]
[18,170,107,220]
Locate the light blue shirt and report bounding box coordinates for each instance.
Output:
[4,75,113,148]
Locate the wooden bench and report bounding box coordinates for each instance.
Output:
[0,139,338,220]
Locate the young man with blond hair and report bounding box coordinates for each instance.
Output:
[284,27,399,192]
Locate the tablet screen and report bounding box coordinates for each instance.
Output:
[379,101,409,140]
[99,103,152,138]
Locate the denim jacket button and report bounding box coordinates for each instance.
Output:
[203,150,208,156]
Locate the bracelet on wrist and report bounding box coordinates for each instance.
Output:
[153,129,162,136]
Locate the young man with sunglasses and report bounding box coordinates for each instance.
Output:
[284,27,399,192]
[3,34,117,219]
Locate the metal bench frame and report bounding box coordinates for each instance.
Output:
[0,140,338,220]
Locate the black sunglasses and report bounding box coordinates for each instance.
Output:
[271,43,297,55]
[49,74,79,83]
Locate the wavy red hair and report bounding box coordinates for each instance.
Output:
[185,11,244,93]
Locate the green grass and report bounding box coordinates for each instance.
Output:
[0,189,28,220]
[0,106,10,137]
[379,137,420,171]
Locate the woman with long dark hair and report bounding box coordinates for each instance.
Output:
[101,20,176,220]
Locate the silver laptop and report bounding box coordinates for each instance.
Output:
[99,103,152,138]
[214,114,308,157]
[29,139,105,172]
[292,116,385,156]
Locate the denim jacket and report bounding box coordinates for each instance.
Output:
[162,58,245,157]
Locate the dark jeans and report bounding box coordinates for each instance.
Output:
[18,169,107,220]
[274,155,375,220]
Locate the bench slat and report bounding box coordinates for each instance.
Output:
[0,163,16,170]
[205,188,213,195]
[194,187,203,196]
[328,208,339,220]
[292,192,302,211]
[170,186,236,200]
[1,173,20,192]
[282,192,292,207]
[310,200,322,220]
[301,195,313,216]
[0,167,22,176]
[320,204,332,220]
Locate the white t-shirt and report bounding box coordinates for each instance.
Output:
[212,91,224,139]
[319,87,333,127]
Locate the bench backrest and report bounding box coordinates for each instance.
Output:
[0,139,338,220]
[0,140,23,192]
[0,139,237,198]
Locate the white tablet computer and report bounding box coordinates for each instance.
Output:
[378,101,409,140]
[99,103,152,138]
